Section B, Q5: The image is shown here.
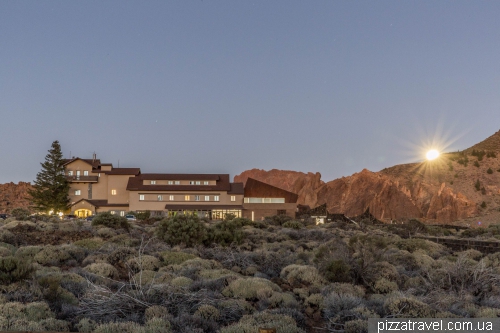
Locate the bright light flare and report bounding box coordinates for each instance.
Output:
[426,149,440,161]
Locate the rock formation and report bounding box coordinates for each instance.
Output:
[0,182,33,213]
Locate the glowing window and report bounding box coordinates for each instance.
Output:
[169,195,174,201]
[75,190,81,196]
[185,195,190,201]
[214,195,219,202]
[111,189,116,195]
[231,196,236,202]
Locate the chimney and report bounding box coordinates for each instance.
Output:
[92,152,96,162]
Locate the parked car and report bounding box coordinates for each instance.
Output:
[0,214,8,220]
[85,216,94,222]
[126,214,137,221]
[63,215,77,220]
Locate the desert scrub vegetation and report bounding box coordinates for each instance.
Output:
[0,214,499,331]
[91,212,130,231]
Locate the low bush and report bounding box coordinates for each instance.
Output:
[219,312,305,333]
[161,251,197,265]
[0,256,34,284]
[91,212,130,231]
[34,245,72,266]
[223,277,282,300]
[282,220,304,229]
[83,263,119,279]
[206,219,246,246]
[384,296,435,318]
[280,264,325,287]
[156,215,207,247]
[10,208,30,221]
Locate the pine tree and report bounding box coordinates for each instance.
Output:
[28,141,70,214]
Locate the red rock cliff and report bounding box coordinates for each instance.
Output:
[0,182,33,213]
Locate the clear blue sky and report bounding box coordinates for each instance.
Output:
[1,1,499,184]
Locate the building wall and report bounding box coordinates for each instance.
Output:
[242,203,297,221]
[91,173,108,200]
[65,160,94,175]
[69,183,90,203]
[107,175,132,204]
[128,191,243,211]
[96,206,129,215]
[71,200,97,214]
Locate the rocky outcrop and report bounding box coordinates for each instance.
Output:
[0,182,33,213]
[234,169,324,207]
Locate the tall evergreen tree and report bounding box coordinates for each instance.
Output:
[28,141,70,213]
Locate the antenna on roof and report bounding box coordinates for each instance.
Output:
[118,159,120,168]
[69,151,71,159]
[92,152,96,163]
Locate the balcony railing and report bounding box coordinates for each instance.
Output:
[66,175,98,182]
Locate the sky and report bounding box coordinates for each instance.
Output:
[1,1,500,184]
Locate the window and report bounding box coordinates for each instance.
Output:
[68,171,73,176]
[231,196,236,202]
[111,189,117,195]
[151,180,156,185]
[175,181,180,185]
[169,195,174,201]
[120,211,125,217]
[139,194,145,201]
[195,181,200,185]
[194,195,200,201]
[205,196,210,201]
[185,195,190,201]
[110,211,116,215]
[158,195,163,201]
[204,181,209,185]
[168,181,173,185]
[98,173,101,177]
[84,171,89,176]
[75,190,81,195]
[214,195,219,202]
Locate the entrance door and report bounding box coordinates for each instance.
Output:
[75,209,92,217]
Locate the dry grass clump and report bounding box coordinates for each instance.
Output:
[97,227,118,238]
[198,268,241,280]
[219,311,305,333]
[0,301,69,332]
[223,277,281,300]
[83,263,119,279]
[0,229,16,244]
[127,255,161,272]
[15,245,42,259]
[384,295,435,317]
[170,276,193,287]
[195,304,220,320]
[0,247,12,257]
[161,250,197,265]
[280,264,325,287]
[74,237,105,251]
[34,245,72,266]
[0,256,34,284]
[145,305,169,320]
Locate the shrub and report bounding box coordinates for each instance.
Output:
[10,208,30,221]
[344,319,368,333]
[92,212,130,231]
[280,264,325,287]
[74,237,105,250]
[223,277,282,300]
[282,220,304,229]
[135,210,151,221]
[145,305,169,321]
[34,245,72,266]
[83,262,119,279]
[170,276,193,287]
[219,312,305,333]
[76,318,97,333]
[475,179,481,191]
[323,291,363,319]
[0,230,16,245]
[0,256,34,284]
[161,251,197,265]
[195,304,220,320]
[156,215,207,247]
[127,255,161,272]
[487,167,494,174]
[373,278,398,294]
[384,296,434,318]
[321,259,352,283]
[206,219,246,246]
[481,201,487,208]
[474,160,480,167]
[93,321,144,333]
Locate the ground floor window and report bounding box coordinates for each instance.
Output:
[74,209,93,217]
[165,209,241,220]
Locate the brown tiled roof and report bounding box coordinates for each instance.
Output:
[244,178,298,203]
[102,168,141,175]
[70,199,129,208]
[228,182,244,194]
[164,204,243,210]
[127,174,231,192]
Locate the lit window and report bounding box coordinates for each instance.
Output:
[158,195,163,201]
[75,190,81,196]
[185,195,190,201]
[168,181,173,185]
[151,180,156,185]
[110,211,116,215]
[195,181,200,185]
[204,181,209,185]
[120,211,125,216]
[68,171,73,176]
[139,195,145,201]
[98,173,101,177]
[205,196,210,201]
[169,195,174,201]
[194,195,200,201]
[231,196,236,202]
[84,171,89,176]
[175,181,180,185]
[111,189,117,195]
[214,195,219,202]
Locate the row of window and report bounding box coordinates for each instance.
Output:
[74,189,116,196]
[139,195,236,202]
[68,170,89,176]
[150,180,211,185]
